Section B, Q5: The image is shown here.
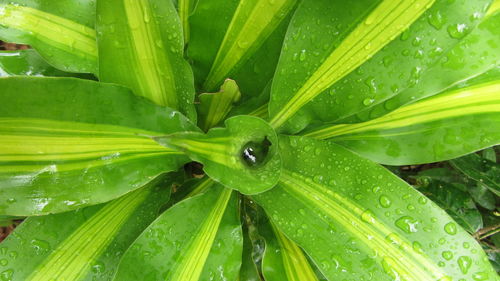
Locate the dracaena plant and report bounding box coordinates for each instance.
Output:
[0,0,499,280]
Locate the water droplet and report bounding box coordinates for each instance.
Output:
[472,272,489,280]
[447,23,468,39]
[298,209,306,215]
[299,50,307,61]
[363,98,374,106]
[457,256,472,274]
[91,261,105,273]
[395,216,418,233]
[428,10,445,30]
[31,239,50,255]
[241,138,271,167]
[442,251,453,260]
[418,197,427,205]
[0,269,13,281]
[444,222,457,235]
[361,209,376,224]
[412,241,423,254]
[379,195,392,208]
[0,260,6,267]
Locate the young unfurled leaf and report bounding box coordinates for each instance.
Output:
[197,79,241,131]
[305,80,500,165]
[188,0,297,99]
[0,77,198,216]
[0,0,98,74]
[0,181,170,281]
[114,184,242,281]
[97,0,196,120]
[253,135,496,280]
[154,115,281,194]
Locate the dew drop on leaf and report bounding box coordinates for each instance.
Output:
[444,222,457,235]
[442,250,453,260]
[395,216,418,233]
[241,137,272,167]
[457,256,472,274]
[379,195,392,208]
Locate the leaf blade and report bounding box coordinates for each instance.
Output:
[113,184,242,281]
[97,0,196,119]
[0,1,98,74]
[0,181,170,281]
[0,77,197,216]
[253,135,497,280]
[304,79,500,164]
[269,0,492,133]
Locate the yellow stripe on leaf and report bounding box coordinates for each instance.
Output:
[0,118,178,173]
[272,223,319,281]
[0,4,97,60]
[281,170,447,281]
[122,0,178,107]
[270,0,436,128]
[304,81,500,140]
[26,187,151,281]
[168,188,232,280]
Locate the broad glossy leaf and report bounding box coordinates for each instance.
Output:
[0,77,198,216]
[0,0,98,74]
[451,153,500,196]
[97,0,196,120]
[0,49,94,78]
[304,80,500,165]
[259,219,319,281]
[155,115,281,195]
[253,135,496,280]
[188,0,296,98]
[269,0,492,133]
[197,79,241,131]
[343,10,500,123]
[0,181,170,281]
[114,184,242,281]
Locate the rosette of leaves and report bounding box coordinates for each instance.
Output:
[0,0,499,280]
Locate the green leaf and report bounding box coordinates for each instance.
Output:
[253,135,496,280]
[304,80,500,165]
[0,181,170,281]
[0,49,94,78]
[96,0,196,120]
[0,77,198,216]
[154,115,281,195]
[343,10,500,123]
[268,0,492,133]
[0,0,98,74]
[188,0,297,97]
[114,184,242,281]
[414,178,483,233]
[239,225,262,281]
[177,0,197,44]
[0,216,18,227]
[450,153,500,196]
[197,78,241,131]
[260,219,320,281]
